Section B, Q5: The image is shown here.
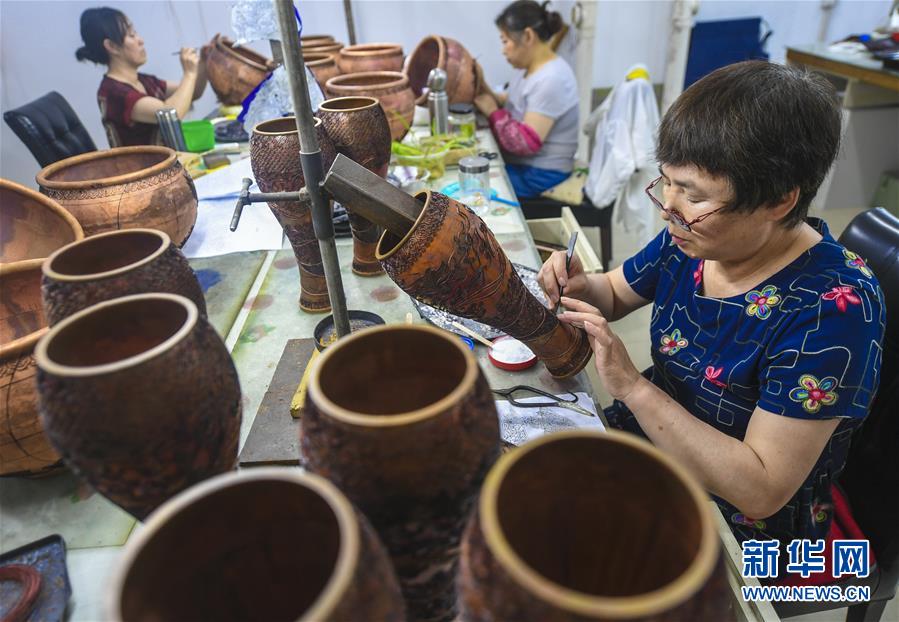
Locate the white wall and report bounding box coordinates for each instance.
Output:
[0,0,892,188]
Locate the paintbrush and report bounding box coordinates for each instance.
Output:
[556,231,578,313]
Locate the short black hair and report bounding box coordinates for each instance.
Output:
[76,7,128,65]
[657,60,841,228]
[496,0,564,42]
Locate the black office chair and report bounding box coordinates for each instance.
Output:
[3,91,97,168]
[776,207,899,622]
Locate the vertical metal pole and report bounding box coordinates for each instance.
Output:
[274,0,351,338]
[343,0,357,45]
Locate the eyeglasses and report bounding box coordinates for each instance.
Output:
[645,176,727,232]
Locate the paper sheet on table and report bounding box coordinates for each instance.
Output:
[496,392,605,446]
[182,158,284,259]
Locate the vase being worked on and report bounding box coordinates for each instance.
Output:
[203,34,273,105]
[318,96,392,277]
[107,469,405,622]
[377,190,592,379]
[36,146,198,247]
[35,293,242,520]
[458,431,734,621]
[337,43,404,74]
[405,35,480,105]
[42,228,206,326]
[325,71,415,142]
[0,179,83,476]
[251,116,336,312]
[303,325,500,622]
[305,52,340,89]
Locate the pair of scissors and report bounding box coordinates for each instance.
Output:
[491,385,597,418]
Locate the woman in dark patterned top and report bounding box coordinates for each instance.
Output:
[539,61,886,580]
[76,7,207,147]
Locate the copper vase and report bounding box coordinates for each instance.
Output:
[302,325,501,622]
[107,469,405,622]
[203,34,273,105]
[1,179,83,476]
[35,294,242,520]
[318,96,392,277]
[305,51,340,89]
[1,263,60,477]
[405,35,479,105]
[250,116,335,312]
[377,190,592,379]
[337,43,404,74]
[37,146,198,247]
[42,228,206,326]
[458,431,734,621]
[325,71,415,141]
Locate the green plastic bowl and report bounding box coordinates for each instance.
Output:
[181,120,215,152]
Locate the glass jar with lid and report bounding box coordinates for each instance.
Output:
[448,103,476,138]
[458,155,491,216]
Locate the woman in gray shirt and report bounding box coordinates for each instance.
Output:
[475,0,579,198]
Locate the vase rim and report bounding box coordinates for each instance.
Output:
[340,43,403,56]
[34,292,199,378]
[42,228,170,283]
[36,146,178,190]
[304,42,343,53]
[301,34,334,42]
[0,259,47,359]
[0,178,85,261]
[478,429,721,619]
[103,468,361,622]
[304,52,335,65]
[252,115,322,136]
[318,96,379,113]
[325,71,408,92]
[307,323,479,427]
[375,189,430,262]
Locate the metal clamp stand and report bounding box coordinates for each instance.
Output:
[230,0,351,338]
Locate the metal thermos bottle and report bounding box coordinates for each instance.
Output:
[427,68,449,135]
[155,108,188,151]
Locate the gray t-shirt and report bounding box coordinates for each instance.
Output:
[504,57,578,172]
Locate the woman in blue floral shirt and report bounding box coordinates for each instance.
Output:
[539,61,886,574]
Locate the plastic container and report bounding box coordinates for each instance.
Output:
[181,120,216,152]
[448,103,476,138]
[458,155,491,216]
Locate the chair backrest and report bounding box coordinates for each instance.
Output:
[837,207,899,584]
[3,91,97,168]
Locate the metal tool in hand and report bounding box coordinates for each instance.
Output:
[556,231,578,312]
[492,385,596,418]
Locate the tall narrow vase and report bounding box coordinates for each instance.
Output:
[457,431,734,621]
[302,325,501,622]
[107,469,405,622]
[318,96,391,277]
[35,294,242,520]
[377,190,592,378]
[251,117,335,312]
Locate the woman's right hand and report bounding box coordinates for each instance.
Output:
[179,47,199,74]
[538,249,590,308]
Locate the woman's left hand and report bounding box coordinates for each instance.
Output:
[558,297,642,401]
[474,92,498,116]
